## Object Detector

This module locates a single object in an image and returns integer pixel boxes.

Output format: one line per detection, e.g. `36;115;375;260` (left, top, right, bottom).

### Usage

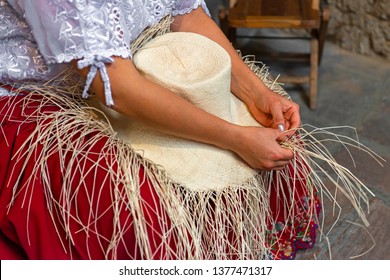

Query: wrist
215;123;244;154
231;65;268;108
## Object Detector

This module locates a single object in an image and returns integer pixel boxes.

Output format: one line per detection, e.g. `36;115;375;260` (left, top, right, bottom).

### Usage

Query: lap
0;94;173;259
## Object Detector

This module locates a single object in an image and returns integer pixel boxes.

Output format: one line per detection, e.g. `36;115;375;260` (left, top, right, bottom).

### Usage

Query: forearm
171;7;268;108
77;57;241;152
76;56;295;170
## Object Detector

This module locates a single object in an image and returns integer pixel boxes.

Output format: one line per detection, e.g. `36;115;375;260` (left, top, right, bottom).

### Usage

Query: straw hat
96;32;263;191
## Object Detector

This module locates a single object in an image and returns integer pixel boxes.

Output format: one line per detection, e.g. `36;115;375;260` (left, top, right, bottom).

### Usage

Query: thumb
270;103;285;131
274;128;287;142
272;129;294;158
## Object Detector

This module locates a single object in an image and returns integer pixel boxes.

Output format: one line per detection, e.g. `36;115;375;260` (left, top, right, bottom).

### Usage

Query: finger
284;120;291;132
280;146;294;160
272;132;294;157
274;128;288;142
267;159;292;170
277;124;285;132
275;161;291;169
284;104;300;129
283;120;298;138
269;103;286;130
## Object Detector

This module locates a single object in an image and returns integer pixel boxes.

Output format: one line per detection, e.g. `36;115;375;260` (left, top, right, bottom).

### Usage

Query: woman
0;0;317;260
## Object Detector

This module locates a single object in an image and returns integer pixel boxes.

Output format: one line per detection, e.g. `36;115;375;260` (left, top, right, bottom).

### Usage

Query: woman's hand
246;86;300;137
229;125;294;170
171;7;300;133
172;6;299;169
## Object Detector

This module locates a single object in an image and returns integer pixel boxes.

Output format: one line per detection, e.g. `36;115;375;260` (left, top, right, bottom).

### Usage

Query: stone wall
205;0;390;60
324;0;390;59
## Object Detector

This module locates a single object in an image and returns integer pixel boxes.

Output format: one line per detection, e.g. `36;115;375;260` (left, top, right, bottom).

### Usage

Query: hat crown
134;32;233;122
93;32;260;191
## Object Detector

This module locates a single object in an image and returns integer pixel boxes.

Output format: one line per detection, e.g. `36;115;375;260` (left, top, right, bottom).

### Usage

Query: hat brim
94;32;262;191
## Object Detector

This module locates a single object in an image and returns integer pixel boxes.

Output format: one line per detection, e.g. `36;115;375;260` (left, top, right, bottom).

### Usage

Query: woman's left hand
170;6;301;136
247;86;301;136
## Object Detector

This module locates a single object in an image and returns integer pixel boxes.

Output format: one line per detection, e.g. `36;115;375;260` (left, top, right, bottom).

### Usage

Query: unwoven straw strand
2;16;385;260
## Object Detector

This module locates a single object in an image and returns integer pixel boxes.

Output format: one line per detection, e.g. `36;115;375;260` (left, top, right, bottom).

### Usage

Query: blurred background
205;0;390;259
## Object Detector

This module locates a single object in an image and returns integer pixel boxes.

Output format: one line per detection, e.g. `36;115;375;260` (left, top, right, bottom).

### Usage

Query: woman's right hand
228;125;294;171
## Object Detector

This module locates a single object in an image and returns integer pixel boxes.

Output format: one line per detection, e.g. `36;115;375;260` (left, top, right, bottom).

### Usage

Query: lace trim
1;0;207;105
45;47;131;65
171;0;210;17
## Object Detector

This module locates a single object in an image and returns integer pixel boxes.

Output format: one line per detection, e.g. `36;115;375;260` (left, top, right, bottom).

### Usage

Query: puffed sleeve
172;0;210;16
7;0;132;107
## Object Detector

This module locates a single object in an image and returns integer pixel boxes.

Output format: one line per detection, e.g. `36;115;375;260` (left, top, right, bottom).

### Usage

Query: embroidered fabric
0;0;209;104
267;194;321;260
0;0;63;82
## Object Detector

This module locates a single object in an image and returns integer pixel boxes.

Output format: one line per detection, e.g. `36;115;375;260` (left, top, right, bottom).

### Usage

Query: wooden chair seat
221;0;330;109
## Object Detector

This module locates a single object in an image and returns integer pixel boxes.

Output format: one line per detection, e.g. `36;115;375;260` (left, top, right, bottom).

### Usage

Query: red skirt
0;93;319;260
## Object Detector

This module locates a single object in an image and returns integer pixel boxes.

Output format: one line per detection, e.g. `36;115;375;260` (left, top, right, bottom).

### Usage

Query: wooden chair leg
228;27;237;44
310;30;319;110
218;8;237;44
318;7;330;65
218;7;230;36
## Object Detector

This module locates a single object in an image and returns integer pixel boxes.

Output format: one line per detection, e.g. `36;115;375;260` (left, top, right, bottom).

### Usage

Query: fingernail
277;124;285;132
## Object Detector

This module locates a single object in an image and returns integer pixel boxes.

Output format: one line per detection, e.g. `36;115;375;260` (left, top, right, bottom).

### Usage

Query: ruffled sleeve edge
43;47;132;65
171;0;211;17
45;48;132;107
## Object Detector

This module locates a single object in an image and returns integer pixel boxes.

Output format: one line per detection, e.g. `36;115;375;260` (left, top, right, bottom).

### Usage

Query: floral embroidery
1;0;209;84
266;193;321;260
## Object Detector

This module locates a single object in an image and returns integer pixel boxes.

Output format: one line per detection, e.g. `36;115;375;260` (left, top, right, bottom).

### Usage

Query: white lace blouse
0;0;209;104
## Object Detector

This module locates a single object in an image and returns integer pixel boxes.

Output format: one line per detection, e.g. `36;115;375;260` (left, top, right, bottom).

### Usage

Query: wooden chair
220;0;330;109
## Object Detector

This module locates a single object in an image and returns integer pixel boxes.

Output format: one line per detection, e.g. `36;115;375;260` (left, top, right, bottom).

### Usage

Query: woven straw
94;32;260;191
1;16;383;259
